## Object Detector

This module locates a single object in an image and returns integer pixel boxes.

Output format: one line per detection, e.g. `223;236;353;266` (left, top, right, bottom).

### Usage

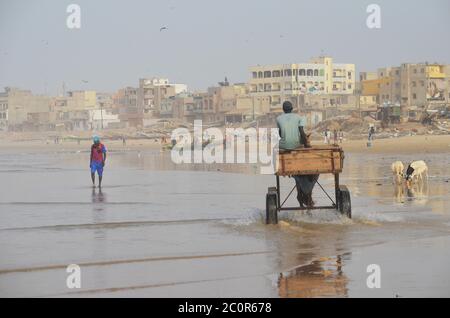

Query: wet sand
1;132;450;154
339;135;450;154
0;141;450;297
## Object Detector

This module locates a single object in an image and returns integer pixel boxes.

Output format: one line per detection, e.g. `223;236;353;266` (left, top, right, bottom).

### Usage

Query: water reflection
91;187;106;210
91;187;108;286
278;254;350;298
392;181;429;205
405;181;428;205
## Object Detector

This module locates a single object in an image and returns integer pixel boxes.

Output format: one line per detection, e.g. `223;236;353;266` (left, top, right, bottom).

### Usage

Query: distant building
0;87;53;131
359;72;378;81
138;78;187;117
96;92;114;110
360;63;450;119
113;87;140;128
89;109;120;130
53;90;97;131
248;56;356;111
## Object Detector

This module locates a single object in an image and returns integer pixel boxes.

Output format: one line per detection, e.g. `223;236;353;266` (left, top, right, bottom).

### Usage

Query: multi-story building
248;56;355;110
113;87;140;127
0;87;53;131
96;92;114;110
171;93;197;122
159;80;271;124
401;63;449;108
361;63;450;116
53;90;97;131
138;78;187;116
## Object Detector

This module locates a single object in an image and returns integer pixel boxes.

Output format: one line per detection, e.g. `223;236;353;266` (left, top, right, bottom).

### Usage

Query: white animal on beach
405;160;428;182
391;161;404;183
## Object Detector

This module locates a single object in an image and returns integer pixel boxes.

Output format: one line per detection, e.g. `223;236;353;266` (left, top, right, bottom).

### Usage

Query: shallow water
0;148;449;297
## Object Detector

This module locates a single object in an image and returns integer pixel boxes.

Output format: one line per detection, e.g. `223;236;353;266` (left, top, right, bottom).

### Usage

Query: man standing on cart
276;101;319;208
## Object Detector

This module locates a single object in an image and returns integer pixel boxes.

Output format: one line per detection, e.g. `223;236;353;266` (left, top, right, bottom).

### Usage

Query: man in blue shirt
277;101;318;208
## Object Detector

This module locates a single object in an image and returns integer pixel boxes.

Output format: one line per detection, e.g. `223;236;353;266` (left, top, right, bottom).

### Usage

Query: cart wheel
266;187;278;224
338;185;352;218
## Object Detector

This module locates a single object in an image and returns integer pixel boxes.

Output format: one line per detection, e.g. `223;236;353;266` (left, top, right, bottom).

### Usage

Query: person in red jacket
90;136;107;188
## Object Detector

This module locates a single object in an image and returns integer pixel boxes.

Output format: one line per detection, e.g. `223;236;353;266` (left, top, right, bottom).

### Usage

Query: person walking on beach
90;136;107;188
277;101;318;208
324;128;329;144
368;125;375;141
338;129;344;143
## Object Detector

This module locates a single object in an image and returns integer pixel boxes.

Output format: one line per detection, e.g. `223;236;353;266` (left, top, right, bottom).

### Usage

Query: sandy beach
1;132;449;155
0;132;450;297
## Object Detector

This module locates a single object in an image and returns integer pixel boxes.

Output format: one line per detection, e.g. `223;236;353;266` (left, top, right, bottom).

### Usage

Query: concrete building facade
113;87;141;128
53;90;97;131
138;78;187;117
1;87;53;131
248;56;355;110
361;63;450;111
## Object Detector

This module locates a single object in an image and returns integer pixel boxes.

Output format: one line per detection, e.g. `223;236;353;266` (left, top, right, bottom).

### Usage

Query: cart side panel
276;147;344;176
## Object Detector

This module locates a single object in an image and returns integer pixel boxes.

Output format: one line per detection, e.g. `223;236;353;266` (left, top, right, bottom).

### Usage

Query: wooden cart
266;146;351;224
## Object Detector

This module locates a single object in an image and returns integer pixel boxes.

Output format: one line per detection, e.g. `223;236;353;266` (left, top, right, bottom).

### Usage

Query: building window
314;69;319;76
307;69;313;76
252;72;257;78
347;71;352;79
284;69;292;76
264;71;271;78
272;70;280;77
258;71;263;78
299;69;305;76
413;93;417;99
414;69;417;74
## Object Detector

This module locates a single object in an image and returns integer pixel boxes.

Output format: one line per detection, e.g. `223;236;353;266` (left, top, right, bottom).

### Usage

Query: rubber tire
338;185;352;218
266;188;278;224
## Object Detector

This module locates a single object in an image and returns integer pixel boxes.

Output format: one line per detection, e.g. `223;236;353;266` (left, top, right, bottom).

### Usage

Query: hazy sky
0;0;449;95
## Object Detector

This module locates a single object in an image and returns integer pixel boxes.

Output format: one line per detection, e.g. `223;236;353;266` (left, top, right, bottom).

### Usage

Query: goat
405;160;428;183
391;161;404;184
